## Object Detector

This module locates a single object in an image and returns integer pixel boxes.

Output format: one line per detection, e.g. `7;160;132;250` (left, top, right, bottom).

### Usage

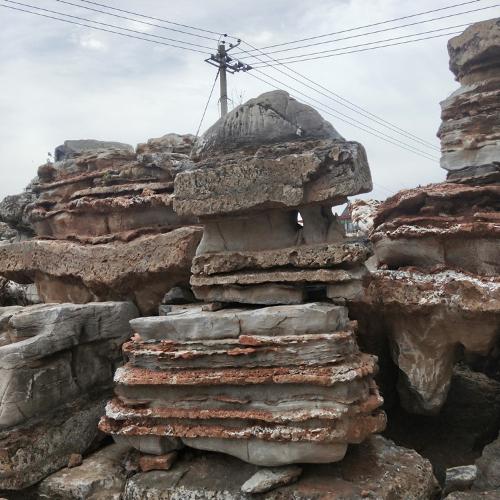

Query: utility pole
218;43;229;116
205;39;252;117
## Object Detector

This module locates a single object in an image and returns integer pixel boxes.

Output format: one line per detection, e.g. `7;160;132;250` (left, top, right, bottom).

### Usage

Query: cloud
0;0;491;201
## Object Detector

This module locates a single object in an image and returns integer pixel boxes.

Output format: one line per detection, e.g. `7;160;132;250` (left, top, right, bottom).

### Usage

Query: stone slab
191;241;370;276
174;139;371;217
130;302;349;341
37;443;130;499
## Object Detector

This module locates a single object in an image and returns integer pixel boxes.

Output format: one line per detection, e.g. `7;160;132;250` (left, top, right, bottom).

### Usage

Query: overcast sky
1;0;498;201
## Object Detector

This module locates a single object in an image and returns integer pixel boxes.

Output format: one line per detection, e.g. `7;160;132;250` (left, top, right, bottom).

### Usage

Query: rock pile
0;301;138;489
0;137;202;314
364;19;500;415
100;91;386;467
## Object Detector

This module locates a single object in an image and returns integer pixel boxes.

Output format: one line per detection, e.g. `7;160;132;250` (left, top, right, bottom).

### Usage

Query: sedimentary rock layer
174;139;372;217
191;241;370;276
0;227;202;314
371;182;500;275
438;18;500;178
102;303;385;466
130;302;349;341
363;270;500;414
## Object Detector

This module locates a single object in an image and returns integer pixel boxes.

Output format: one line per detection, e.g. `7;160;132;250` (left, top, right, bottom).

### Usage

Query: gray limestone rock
474;432;500;491
0;302;138;369
182;438;347;467
448;17;500;81
175;139;371;218
0;395;108;490
0;191;36;233
54;139;134;161
241;466;302;494
194;90;341;156
130;302;348;341
38;443;130;499
445;465;478;495
192;284;305;306
113;435;183;456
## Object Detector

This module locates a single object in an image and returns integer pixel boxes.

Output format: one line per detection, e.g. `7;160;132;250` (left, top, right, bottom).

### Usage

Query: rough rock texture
38;443;130;499
0;395;107;490
0;227;202;314
363;270;500;414
240;466;302;494
54;139;134;161
0;134;201;314
0;302;138;489
193;90;341;156
474;432;500;491
122;437;437;499
438;18;500;179
371;183;500;275
100;303;385;466
175;139;371;217
363;21;500;416
444;465;477;495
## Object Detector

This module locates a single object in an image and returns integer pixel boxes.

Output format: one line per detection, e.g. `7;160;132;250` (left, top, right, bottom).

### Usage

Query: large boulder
193;90;341;156
54;139;134;161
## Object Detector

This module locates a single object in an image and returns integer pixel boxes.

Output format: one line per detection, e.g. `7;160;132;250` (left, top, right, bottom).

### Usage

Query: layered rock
438;17;500;182
0;301;138;489
0;135;202;314
363;19;500;415
101;90;384;472
175;93;372;305
100;303;385;466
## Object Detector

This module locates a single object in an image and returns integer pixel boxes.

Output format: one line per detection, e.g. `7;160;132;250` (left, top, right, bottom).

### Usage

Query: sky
0;0;499;201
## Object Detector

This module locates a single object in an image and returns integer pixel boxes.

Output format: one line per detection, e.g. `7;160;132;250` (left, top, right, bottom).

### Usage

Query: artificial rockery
0;18;497;500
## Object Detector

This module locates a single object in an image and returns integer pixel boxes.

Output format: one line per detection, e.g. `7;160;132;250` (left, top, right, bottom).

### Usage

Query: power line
249;29;464;66
244;70;440;162
51;0;220;42
237;40;440;151
4;0;214;50
74;0;228;38
191;69;220;155
236;0;485;52
237;4;497;59
0;3;211;54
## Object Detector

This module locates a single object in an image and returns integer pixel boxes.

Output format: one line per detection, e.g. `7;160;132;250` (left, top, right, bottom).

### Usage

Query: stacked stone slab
0;136;202;314
0;301;138;490
363;19;500;415
100;91;385;466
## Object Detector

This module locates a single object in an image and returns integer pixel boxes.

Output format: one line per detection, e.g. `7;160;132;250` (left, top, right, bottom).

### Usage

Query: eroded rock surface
122;437;437;499
0;302;138;489
100;303;385;466
438;17;500;180
193;90;341;156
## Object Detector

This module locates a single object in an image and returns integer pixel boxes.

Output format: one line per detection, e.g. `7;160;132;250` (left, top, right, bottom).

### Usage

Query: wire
191;69;220;155
51;0;220;42
250;30;464;66
238;4;497;60
236;0;485;52
73;0;229;38
0;3;211;54
237;40;440;151
249;24;476;65
4;0;214;50
245;70;439;162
